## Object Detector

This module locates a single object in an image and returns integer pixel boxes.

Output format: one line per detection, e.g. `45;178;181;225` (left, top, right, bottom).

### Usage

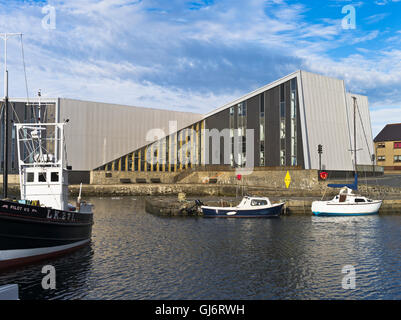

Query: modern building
1;70;376;183
1;98;202;182
94;70;375;175
374;123;401;171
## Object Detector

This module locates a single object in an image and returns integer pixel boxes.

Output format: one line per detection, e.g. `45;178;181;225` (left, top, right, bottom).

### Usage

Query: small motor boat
200;196;285;218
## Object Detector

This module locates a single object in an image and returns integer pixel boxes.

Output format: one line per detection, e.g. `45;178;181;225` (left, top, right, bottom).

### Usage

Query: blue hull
313;211;379;217
202;203;284;218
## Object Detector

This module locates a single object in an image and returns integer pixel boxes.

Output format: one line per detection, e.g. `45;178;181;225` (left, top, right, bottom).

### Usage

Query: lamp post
318;144;323;171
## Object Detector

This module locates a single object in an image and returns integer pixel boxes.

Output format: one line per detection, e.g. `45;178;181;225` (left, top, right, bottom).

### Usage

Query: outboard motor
195;199;204;207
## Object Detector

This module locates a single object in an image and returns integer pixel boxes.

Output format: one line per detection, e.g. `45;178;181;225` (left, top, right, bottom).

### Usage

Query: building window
394;155;401;162
394;142;401;149
279;83;286;166
128;153;133;171
377;143;385;148
114;159;120;171
377;156;385;161
106;162;112;171
165;136;169;171
290;78;297;166
140;148;145;171
230;107;235;167
260;93;265;166
237;101;247;167
121;156;126;171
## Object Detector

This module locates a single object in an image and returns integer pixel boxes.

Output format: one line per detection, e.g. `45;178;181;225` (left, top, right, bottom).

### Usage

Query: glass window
39;172;46;182
51;172;59;182
27;172;34;182
121;156;126;171
394;155;401;162
251;199;267;206
377;156;385;161
394;142;401;149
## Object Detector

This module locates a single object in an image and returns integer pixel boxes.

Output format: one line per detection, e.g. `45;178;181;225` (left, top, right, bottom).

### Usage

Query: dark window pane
51;172;59;182
27;172;34;182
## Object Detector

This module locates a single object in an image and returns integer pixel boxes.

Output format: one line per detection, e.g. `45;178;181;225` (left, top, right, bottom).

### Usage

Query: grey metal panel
265;86;280;166
297;72;311;169
58;99;202;170
205;108;229;165
300;71;354;171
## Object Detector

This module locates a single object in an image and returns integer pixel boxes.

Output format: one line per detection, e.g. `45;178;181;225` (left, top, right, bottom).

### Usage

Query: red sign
237;174;242;181
320;172;328;180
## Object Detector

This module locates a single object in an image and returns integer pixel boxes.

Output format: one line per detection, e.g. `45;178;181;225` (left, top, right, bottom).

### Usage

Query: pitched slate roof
374;123;401;142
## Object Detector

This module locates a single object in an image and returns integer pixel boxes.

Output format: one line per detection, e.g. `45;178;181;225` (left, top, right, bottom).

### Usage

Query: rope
355;99;382;199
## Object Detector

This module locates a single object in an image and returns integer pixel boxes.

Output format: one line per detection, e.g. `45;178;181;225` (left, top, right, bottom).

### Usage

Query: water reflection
0;197;400;300
0;244;94;300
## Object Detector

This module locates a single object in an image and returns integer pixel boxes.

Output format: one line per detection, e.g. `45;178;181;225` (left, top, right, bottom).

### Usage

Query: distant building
2;98;202;183
374;123;401;171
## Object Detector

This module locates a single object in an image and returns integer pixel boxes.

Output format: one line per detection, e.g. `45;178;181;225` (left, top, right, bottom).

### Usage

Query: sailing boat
311;96;383;216
0;33;93;269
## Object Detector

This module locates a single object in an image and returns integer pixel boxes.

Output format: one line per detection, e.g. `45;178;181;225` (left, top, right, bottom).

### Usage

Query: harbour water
0;196;400;300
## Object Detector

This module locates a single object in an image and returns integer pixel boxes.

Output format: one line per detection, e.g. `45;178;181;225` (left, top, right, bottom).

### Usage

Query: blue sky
0;0;401;136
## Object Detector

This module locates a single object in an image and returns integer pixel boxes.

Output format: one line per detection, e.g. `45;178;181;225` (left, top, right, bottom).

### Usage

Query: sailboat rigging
311;96;383;216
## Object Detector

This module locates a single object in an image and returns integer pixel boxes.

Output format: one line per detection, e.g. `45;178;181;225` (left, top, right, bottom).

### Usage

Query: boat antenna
1;33;22;199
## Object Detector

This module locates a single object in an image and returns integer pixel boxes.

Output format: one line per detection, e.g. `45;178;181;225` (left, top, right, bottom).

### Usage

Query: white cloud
0;0;399;137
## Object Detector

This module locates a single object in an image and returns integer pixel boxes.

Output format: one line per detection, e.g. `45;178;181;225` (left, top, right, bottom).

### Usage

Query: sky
0;0;400;137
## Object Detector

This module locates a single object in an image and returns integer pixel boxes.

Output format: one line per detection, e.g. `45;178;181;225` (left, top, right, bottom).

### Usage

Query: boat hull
202;203;284;218
312;200;382;217
0;200;93;270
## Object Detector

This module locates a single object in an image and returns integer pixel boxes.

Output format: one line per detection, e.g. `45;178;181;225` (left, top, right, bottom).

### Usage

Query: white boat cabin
329;187;374;204
21;167;68;211
237;196;272;208
15;123;69;211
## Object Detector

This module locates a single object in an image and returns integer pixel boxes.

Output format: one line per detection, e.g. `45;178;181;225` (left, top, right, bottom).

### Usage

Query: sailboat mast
353;96;357;172
3;35;9;199
1;33;22;199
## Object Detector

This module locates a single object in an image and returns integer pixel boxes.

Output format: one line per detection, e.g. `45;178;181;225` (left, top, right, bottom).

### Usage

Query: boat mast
353;96;357;172
1;33;21;199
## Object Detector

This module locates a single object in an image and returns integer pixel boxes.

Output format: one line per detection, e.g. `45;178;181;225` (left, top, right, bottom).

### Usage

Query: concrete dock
145;196;401;216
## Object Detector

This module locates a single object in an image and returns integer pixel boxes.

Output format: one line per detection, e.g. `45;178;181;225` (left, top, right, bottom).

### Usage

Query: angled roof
374;123;401;142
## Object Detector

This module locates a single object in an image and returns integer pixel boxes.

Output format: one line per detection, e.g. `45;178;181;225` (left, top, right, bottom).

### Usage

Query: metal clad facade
300;71;353;170
59;99;202;171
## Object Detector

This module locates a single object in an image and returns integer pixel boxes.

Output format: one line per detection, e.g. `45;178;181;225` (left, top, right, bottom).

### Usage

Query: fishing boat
200;196;285;218
0;33;93;269
312;96;383;216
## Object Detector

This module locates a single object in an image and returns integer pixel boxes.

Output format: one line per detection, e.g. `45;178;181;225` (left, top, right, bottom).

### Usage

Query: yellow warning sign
284;171;291;189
